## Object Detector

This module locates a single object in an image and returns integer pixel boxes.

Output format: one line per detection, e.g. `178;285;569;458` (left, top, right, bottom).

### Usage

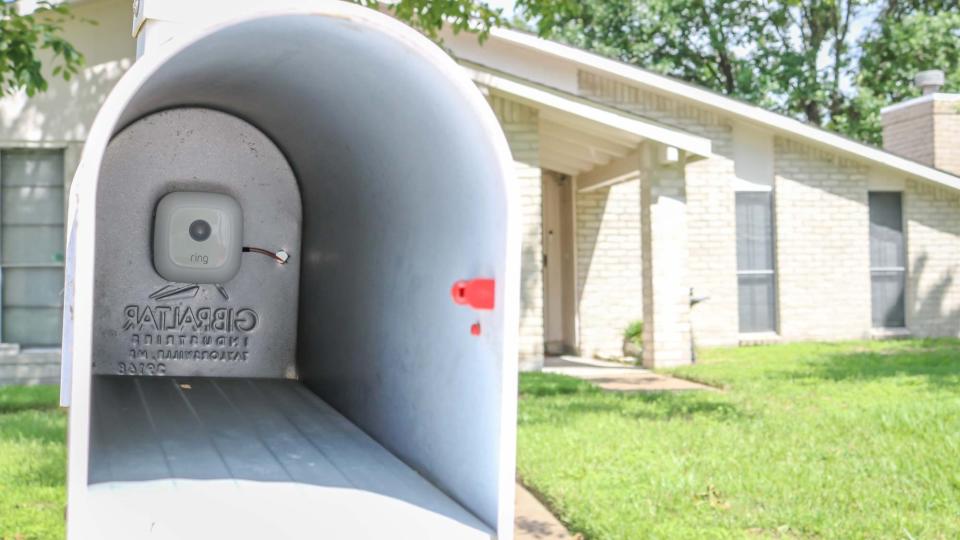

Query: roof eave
461;61;713;159
486;27;960;190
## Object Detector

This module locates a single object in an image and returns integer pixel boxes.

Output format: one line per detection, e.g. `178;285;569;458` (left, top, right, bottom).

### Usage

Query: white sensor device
153;191;243;284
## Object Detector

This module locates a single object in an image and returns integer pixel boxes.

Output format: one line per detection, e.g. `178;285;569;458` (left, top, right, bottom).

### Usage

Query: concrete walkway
514;484;575;540
542;356;713;392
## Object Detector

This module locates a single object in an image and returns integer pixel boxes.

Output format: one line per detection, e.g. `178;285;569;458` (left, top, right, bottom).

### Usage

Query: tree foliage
852;4;960;143
349;0;504;40
511;1;870;136
0;1;88;97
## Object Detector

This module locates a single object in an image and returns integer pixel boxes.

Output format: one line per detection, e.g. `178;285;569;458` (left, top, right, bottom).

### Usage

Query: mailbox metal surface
61;3;519;539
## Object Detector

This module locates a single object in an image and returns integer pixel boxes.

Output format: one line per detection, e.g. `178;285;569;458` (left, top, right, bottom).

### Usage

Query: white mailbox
60;3;519;539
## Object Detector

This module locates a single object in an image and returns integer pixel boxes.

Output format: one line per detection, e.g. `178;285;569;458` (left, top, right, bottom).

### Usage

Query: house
1;0;959;383
443;29;960;370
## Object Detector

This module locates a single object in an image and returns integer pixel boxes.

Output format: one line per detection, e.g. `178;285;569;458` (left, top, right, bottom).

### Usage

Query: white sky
486;0;515;16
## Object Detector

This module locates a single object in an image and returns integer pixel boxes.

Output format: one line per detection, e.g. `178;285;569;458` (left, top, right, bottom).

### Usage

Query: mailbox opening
64;7;517;540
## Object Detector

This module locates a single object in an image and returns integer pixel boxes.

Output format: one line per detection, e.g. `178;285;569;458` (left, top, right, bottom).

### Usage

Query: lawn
3;341;960;539
0;385;65;540
518;340;960;539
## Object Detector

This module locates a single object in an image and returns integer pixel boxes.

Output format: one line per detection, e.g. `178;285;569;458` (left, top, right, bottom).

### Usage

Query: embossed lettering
234;309;258;332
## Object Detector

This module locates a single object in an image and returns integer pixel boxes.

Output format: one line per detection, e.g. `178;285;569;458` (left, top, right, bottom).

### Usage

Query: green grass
518;339;960;539
0;385;65;540
4;341;960;538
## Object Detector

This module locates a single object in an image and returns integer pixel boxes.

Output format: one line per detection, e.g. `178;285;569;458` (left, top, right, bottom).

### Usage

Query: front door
542;173;574;355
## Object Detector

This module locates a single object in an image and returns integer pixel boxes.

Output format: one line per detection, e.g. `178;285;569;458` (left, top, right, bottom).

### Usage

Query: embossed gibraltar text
123;305;258;333
118;305;260;375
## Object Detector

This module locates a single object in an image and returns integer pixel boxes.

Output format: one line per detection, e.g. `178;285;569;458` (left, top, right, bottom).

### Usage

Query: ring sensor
153;192;243;283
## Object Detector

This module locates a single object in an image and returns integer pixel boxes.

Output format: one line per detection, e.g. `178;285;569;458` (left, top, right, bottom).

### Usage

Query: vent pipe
915;70;945;95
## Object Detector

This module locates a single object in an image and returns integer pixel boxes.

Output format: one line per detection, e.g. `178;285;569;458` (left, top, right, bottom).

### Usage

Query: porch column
641;144;693;367
490;96;545;370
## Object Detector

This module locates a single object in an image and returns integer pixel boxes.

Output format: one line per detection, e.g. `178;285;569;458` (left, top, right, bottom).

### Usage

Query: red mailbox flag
451;279;496;310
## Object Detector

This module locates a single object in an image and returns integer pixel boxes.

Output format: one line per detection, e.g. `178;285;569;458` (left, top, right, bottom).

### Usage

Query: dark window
869;192;905;328
736;192;777;333
0;149;65;346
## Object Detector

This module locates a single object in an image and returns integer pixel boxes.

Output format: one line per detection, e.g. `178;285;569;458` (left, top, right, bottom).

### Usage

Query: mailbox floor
85;375;493;539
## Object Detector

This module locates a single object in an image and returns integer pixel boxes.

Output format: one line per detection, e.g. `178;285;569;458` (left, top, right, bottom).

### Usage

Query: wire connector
243;246;290;264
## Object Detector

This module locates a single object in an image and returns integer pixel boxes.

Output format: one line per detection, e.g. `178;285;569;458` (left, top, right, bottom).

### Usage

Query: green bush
623;320;643;345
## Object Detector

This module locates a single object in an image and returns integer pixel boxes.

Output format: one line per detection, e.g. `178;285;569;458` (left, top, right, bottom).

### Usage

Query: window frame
735;190;779;335
0;146;69;347
868;191;907;330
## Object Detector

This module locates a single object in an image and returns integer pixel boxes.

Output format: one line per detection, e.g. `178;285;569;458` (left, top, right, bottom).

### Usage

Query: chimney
881;69;960;176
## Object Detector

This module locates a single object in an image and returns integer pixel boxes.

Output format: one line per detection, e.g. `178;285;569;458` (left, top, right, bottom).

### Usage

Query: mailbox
60;3;519;539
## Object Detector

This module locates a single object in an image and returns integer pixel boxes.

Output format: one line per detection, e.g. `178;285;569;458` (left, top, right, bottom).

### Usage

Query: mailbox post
60;3;519;538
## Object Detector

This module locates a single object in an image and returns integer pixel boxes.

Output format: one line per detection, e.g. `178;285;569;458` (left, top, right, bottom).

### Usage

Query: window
736;192;777;333
0;150;65;347
869;192;905;328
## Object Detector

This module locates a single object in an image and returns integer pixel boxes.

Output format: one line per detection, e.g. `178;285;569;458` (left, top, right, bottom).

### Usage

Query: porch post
640;143;693;367
490;96;545;370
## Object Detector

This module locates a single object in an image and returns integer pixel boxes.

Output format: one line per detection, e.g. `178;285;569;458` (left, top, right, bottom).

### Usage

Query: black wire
242;246;286;263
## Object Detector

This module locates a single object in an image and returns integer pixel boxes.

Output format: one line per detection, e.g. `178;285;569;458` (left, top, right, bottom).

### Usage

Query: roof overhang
481;27;960;191
461;61;711;179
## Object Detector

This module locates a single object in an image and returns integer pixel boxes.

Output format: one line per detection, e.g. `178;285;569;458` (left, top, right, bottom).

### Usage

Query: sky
486;0;515;16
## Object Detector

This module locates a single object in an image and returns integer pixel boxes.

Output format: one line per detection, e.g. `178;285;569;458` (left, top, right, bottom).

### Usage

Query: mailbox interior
74;11;515;540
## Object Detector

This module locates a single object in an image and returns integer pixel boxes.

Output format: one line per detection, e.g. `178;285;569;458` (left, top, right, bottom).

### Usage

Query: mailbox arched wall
62;4;519;539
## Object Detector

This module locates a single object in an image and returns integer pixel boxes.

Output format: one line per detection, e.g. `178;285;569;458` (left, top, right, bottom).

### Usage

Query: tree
512;1;867;133
851;4;960;143
350;0;504;40
0;1;88;97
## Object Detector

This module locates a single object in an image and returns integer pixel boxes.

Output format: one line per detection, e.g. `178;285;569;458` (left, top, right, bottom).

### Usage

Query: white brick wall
905;179;960;336
575;71;892;346
685;130;739;347
578;71;739;350
489;96;544;361
640;151;692;366
553;71;960;354
774;138;872;340
575;180;643;358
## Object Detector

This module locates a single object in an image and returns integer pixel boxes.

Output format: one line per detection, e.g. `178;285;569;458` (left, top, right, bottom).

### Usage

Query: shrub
624;320;643;346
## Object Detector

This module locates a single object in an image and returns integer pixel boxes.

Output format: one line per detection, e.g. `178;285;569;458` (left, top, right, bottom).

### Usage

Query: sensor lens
188;219;212;242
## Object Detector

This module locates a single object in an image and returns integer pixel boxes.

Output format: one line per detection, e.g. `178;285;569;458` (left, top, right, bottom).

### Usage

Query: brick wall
575;179;643;358
685;133;739;347
882;95;960;176
567;73;960;350
490;96;544;363
577;71;739;349
905;179;960;336
640;152;692;366
0;350;60;386
933;98;960;176
882;101;936;166
774;138;872;340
